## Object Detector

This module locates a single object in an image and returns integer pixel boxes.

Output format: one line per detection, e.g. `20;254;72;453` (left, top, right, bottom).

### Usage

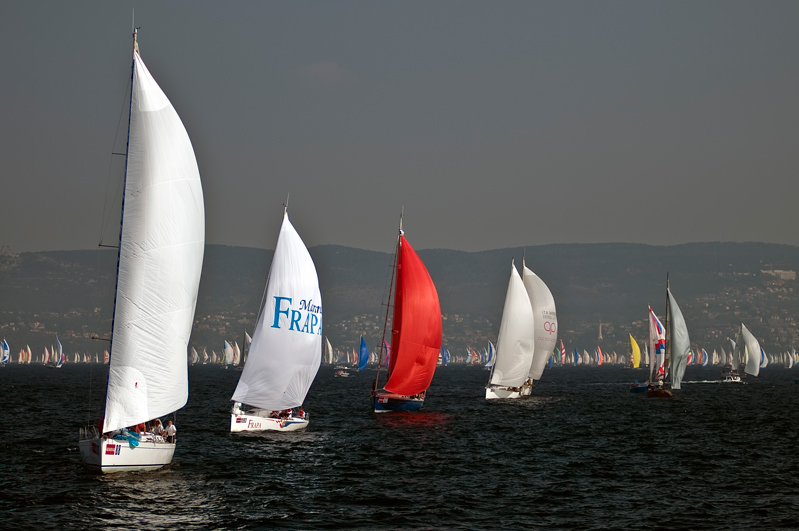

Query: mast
664;272;671;384
102;27;138;421
373;211;402;392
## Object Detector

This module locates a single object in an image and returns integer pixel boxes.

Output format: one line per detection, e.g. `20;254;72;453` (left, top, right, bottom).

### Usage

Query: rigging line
98;76;132;247
374;220;402;389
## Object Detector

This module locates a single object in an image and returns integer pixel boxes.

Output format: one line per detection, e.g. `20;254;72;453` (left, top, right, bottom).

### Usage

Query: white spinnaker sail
233;342;241;366
489;263;535;387
232;213;322;410
103;50;205;434
324;336;334;364
668;289;690;390
224;341;234;365
741;323;761;377
522;264;557;381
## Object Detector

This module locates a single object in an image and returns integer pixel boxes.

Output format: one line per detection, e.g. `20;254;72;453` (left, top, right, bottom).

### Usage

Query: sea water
1;364;798;530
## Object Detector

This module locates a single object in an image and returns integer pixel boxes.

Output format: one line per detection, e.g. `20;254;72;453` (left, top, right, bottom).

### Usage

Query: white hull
230;412;308;432
485;386;521;400
78;435;175;474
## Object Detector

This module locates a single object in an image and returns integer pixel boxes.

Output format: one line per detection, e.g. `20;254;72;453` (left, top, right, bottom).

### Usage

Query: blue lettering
272;296;292;329
310;314;319;335
289;310;302;331
300;314;310;333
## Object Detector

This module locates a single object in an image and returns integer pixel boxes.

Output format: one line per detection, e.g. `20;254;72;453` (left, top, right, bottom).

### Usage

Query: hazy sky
2;1;798;253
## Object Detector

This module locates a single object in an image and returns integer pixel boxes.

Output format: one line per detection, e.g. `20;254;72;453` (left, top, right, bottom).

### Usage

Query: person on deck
165;420;176;443
151;419;164;436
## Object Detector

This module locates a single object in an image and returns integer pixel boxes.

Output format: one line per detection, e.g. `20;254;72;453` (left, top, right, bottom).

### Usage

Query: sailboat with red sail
371;216;442;412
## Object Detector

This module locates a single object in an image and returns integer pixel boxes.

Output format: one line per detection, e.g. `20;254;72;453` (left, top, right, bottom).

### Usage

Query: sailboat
1;339;9;367
485;261;535;400
629;335;648;393
645;278;690;397
520;259;557;396
230;207;322;432
358;336;369;371
223;340;234;368
323;336;334;365
78;27;205;473
739;323;761;378
54;336;64;368
371;217;442;412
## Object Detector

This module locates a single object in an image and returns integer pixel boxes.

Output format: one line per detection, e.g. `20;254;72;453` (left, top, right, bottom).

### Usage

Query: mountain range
1;241;798;356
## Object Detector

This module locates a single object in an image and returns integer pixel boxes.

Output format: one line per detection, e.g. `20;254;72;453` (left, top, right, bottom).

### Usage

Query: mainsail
103;41;205;433
648;307;665;380
489;262;535;388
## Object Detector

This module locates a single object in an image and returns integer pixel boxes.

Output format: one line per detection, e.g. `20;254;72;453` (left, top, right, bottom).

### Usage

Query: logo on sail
271;296;323;335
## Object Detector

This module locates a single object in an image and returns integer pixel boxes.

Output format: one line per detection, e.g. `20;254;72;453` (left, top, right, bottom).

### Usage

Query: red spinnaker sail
385;235;442;396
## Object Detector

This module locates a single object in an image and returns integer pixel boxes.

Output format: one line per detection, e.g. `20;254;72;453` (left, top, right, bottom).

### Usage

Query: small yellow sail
629;334;641;368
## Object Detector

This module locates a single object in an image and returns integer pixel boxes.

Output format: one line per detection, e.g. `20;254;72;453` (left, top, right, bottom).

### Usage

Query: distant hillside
1;242;798;355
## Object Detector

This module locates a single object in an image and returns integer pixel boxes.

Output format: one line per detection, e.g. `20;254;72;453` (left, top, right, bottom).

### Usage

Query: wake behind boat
229;206;322;432
79;28;205;473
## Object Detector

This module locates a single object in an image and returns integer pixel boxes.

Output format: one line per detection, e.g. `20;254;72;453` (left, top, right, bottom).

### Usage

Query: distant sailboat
629;335;641;369
740;323;761;378
371;216;442;412
358;336;369;371
189;346;199;365
485;261;535;400
54;336;64;368
1;339;9;367
667;289;690;390
484;341;496;368
223;340;234;368
323;336;334;365
78;27;205;473
646;277;690;397
230;207;322;432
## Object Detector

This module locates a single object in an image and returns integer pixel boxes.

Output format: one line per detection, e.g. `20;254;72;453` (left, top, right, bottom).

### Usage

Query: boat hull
485;386;521;400
230;413;308;432
78;436;175;474
372;391;424;412
644;388;673;398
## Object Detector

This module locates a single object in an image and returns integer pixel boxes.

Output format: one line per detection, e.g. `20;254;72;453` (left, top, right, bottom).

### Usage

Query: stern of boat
485;386;521;400
372;390;424;412
78;428;176;473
